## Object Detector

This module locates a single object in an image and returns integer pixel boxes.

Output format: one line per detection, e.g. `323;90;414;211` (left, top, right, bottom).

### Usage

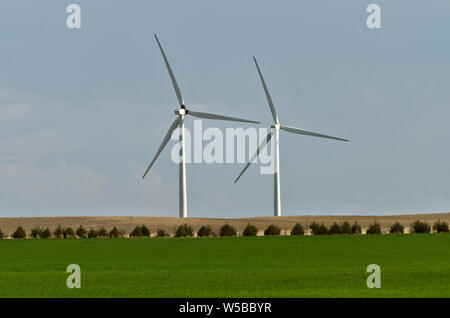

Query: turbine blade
253;57;279;124
188;110;260;124
280;125;348;142
142;116;182;179
154;34;184;106
234;130;274;183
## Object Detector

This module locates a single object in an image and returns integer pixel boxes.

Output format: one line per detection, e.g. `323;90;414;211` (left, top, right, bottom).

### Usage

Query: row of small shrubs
130;225;171;237
176;222;358;237
306;220;449;235
173;223;236;237
389;220;449;234
309;221;362;235
4;225;126;239
1;220;448;239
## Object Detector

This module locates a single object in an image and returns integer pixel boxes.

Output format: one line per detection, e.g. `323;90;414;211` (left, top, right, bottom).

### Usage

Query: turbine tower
234;57;348;217
143;35;260;218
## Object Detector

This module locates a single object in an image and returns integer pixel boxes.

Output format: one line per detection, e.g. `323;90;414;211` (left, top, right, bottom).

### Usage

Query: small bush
411;220;431;234
309;222;320;234
310;222;328;235
366;222;382;234
243;224;258;236
88;228;98;238
264;224;281;236
433;220;449;233
340;221;352;235
31;227;43;239
76;226;87;238
98;227;108;238
351;222;362;234
141;225;151;237
53;225;65;239
197;225;213;237
219;224;237;237
109;227;123;238
0;229;3;239
130;225;150;238
317;224;329;235
389;222;404;234
30;227;51;239
176;224;194;237
64;227;75;238
157;229;168;237
328;222;342;235
130;226;142;237
41;228;52;239
13;226;26;239
290;223;305;236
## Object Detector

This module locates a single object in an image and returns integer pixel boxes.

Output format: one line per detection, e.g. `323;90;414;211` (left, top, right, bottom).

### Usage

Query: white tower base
274;126;281;216
179;114;187;218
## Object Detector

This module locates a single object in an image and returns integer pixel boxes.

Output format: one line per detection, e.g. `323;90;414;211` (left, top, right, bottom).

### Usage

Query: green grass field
0;234;449;297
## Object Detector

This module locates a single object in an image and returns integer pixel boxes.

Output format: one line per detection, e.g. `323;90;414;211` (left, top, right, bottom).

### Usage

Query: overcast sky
1;0;449;217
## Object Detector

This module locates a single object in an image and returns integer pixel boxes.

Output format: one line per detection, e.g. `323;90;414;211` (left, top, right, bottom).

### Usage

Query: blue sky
1;0;449;217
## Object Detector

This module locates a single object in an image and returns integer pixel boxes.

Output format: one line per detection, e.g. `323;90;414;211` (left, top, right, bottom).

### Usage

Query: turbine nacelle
175;108;188;115
271;124;281;130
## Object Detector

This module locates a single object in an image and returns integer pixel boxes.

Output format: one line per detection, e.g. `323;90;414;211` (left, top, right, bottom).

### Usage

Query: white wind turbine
143;34;260;218
234;57;349;217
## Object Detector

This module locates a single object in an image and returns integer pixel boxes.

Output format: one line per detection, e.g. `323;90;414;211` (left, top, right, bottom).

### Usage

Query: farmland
0;234;449;297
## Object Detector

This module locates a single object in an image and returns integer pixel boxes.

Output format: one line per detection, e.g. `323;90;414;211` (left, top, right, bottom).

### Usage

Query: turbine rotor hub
175;108;187;115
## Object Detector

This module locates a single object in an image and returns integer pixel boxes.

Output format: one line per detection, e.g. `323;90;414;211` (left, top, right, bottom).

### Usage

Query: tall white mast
273;125;281;217
179;112;187;218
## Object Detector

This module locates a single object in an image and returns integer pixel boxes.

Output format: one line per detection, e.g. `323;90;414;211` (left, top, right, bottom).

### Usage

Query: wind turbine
142;34;260;218
234;57;349;217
